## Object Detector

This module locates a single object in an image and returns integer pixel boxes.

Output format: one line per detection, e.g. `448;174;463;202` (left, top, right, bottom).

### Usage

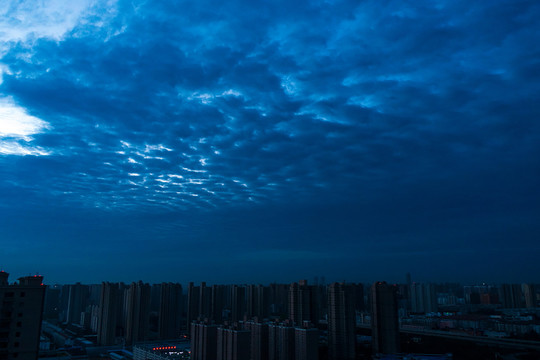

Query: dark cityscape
1;0;540;359
2;272;540;359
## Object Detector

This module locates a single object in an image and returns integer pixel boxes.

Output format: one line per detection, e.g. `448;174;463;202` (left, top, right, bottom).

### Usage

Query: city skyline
1;0;539;284
34;274;540;359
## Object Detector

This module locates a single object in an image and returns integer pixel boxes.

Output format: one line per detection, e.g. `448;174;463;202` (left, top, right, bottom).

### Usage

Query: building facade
371;281;400;356
0;271;46;360
327;282;356;360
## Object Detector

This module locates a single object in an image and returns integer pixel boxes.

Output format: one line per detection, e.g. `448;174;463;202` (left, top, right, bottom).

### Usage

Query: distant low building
133;341;190;360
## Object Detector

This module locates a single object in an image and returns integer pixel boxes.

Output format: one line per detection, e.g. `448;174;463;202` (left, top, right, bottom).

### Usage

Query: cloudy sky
1;0;539;285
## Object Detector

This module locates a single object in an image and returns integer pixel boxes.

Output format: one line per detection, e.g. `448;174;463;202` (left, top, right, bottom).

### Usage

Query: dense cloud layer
1;0;539;283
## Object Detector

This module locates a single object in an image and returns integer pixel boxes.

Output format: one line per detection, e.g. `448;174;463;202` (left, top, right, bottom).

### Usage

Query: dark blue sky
1;0;539;285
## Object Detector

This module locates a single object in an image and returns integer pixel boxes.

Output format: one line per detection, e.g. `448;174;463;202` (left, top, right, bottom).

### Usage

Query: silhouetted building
405;273;412;311
217;327;250;360
191;322;218;360
522;283;536;308
0;272;45;360
327;283;356;360
187;282;200;331
294;325;318;360
410;283;437;313
314;284;328;323
159;282;183;339
97;282;120;346
90;304;100;333
65;283;89;325
371;281;400;356
125;281;151;345
269;284;288;317
211;285;226;323
150;284;161;314
246;285;258;320
199;282;212;321
268;323;295;360
244;321;269;360
231;285;246;322
57;285;69;323
500;284;524;308
288;280;317;326
256;285;270;320
352;283;365;312
43;284;61;320
88;284;102;307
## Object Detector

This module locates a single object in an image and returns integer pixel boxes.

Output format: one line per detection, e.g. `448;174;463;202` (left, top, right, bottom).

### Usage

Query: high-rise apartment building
371;281;400;355
327;282;356;360
216;327;250;360
410;283;437;314
42;284;61;321
522;284;536;309
256;285;270;320
288;280;317;326
244;321;269;360
186;282;200;332
268;323;295;360
246;285;258;320
0;272;45;360
186;282;213;331
500;284;524;309
231;285;246;323
97;282;120;346
269;284;288;317
294;326;318;360
90;304;100;333
199;282;212;321
158;283;183;339
352;283;365;312
125;281;151;345
65;283;89;325
190;322;218;360
211;285;226;323
244;284;270;320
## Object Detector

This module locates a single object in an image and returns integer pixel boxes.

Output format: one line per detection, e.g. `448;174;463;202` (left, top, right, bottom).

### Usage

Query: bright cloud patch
0;97;50;155
0;141;50;156
0;0;95;46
